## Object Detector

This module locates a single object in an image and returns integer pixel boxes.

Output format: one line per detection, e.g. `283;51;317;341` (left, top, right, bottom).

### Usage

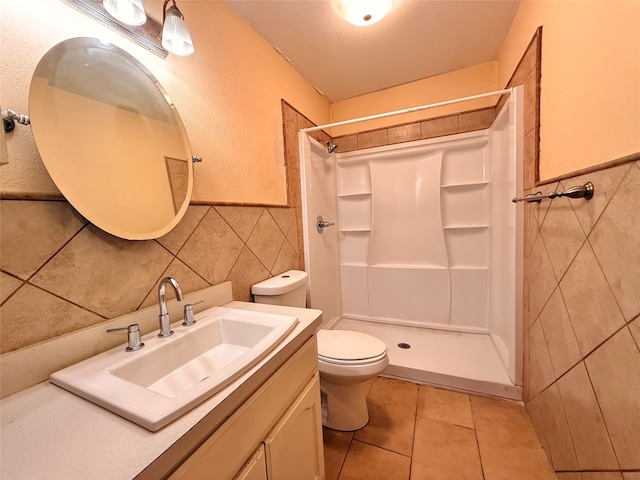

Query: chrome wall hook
2;109;31;133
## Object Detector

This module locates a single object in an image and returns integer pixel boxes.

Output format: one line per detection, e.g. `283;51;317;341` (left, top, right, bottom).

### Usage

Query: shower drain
397;342;411;349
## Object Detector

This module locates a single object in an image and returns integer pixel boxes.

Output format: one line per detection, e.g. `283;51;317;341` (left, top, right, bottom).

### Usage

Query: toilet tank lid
251;270;308;295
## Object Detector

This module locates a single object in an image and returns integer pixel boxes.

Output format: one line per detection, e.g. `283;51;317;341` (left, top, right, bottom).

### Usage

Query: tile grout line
347;438;412;460
529;321;637;404
581;358;623;471
408;384;420;480
470;398;487;479
334;432;355;480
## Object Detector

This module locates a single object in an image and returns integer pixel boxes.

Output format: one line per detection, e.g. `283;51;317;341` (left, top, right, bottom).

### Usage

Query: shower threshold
335;317;522;401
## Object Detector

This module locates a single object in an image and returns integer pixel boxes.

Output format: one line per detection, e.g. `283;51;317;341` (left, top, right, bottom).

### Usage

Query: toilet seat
317;330;387;365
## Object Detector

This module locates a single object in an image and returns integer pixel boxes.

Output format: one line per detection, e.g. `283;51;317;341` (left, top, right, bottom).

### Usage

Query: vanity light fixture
103;0;146;26
162;0;195;56
332;0;394;26
63;0;167;58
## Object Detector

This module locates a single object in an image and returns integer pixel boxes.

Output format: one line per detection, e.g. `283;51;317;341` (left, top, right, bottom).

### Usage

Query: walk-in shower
299;87;524;400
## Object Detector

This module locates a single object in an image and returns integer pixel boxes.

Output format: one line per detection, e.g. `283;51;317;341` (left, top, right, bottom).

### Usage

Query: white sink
50;307;297;431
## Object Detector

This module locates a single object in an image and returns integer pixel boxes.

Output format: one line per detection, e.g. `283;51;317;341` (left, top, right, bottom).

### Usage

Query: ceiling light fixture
102;0;146;26
332;0;394;27
162;0;195;56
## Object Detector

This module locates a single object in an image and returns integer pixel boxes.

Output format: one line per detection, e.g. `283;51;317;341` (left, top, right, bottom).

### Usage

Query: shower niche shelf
338;192;371;198
441;181;489;189
443;225;490;230
450;265;489;270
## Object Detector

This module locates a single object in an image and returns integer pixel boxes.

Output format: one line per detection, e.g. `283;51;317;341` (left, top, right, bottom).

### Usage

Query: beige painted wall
329;61;498;136
0;0;331;205
498;0;640;180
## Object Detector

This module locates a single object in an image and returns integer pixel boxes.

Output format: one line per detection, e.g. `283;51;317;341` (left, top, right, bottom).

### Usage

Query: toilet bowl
316;329;388;431
251;270;389;431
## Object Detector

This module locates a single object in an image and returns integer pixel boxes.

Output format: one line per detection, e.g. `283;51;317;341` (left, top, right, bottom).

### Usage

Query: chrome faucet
157;277;183;338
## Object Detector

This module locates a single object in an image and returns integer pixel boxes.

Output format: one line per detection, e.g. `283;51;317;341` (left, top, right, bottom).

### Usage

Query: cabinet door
264;374;324;480
233;445;267;480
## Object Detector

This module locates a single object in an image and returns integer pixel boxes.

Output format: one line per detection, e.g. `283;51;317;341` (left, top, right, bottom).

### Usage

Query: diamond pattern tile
538;383;579;470
1;196;299;355
529;236;558;325
138;258;210;310
539;288;582;379
584;327;640;469
539;193;587;280
0;200;86;279
589;165;640;320
272;240;300;275
568;163;631;236
525;396;551;460
560;242;625;356
226;246;270;302
630;317;640;349
31;225;173;318
267;207;295;235
215;205;264;243
1;284;103;353
156;205;209;255
1;272;23;304
529;319;555;397
533;182;559;228
557;362;619;470
246;209;286;271
178;208;244;285
286;218;299;254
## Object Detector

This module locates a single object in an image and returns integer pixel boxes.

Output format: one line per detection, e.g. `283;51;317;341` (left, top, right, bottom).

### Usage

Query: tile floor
323;376;558;480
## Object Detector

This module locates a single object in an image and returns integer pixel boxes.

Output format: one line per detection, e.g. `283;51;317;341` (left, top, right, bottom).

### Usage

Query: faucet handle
182;300;204;327
107;324;145;352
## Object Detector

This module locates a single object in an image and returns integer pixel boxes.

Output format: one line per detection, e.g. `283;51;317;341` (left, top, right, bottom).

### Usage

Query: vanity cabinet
233;446;267;480
169;337;324;480
264;375;323;480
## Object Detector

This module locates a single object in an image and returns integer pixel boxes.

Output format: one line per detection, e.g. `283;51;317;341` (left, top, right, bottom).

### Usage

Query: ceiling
226;0;520;102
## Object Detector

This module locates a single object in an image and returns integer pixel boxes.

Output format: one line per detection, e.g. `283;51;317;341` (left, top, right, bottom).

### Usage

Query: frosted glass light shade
103;0;146;26
162;6;194;56
332;0;394;26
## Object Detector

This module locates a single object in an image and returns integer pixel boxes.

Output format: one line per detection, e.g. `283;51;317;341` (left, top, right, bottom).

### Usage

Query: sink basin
50;307;298;431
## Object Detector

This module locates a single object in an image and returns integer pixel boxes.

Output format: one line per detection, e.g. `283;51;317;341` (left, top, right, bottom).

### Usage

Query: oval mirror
29;37;193;240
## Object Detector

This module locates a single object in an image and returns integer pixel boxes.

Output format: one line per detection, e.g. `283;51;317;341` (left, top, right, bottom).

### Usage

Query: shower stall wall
300;88;523;400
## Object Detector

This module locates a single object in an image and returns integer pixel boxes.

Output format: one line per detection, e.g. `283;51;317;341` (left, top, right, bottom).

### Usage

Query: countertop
0;301;322;480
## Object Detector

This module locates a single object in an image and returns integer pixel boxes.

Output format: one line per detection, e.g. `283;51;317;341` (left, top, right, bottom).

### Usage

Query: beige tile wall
332;106;496;153
0;201;301;355
524;161;640;476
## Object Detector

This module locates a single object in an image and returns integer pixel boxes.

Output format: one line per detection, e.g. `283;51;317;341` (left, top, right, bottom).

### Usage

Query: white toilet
252;270;389;431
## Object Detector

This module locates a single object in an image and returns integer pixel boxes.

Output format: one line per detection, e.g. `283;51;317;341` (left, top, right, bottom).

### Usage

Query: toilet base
320;379;370;431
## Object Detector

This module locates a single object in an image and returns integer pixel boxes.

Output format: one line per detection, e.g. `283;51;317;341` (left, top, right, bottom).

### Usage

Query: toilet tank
251;270;308;308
